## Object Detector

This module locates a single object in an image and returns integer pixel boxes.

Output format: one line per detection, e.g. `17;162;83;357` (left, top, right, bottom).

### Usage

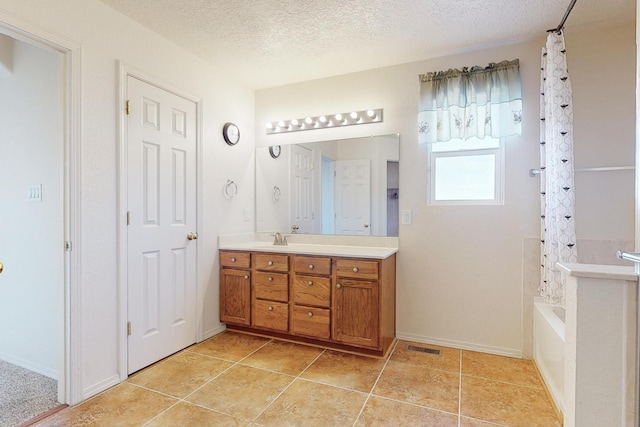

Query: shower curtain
539;31;578;305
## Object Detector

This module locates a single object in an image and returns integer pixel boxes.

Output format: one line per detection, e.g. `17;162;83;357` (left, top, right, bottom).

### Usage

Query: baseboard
0;351;58;380
202;324;226;341
396;332;523;358
82;374;120;400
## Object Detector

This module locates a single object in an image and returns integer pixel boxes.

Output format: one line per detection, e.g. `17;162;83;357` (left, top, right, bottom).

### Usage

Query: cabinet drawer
254;253;289;272
293;255;331;276
335;259;379;280
292;306;330;339
220;251;250;268
292;275;330;308
254;272;289;302
253;300;288;332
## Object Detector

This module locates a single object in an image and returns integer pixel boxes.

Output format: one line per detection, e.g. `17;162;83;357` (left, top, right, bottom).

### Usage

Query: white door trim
0;12;83;405
117;63;203;380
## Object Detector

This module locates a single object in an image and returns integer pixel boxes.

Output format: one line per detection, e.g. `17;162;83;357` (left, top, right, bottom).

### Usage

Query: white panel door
126;76;197;374
334;160;371;235
290;144;314;233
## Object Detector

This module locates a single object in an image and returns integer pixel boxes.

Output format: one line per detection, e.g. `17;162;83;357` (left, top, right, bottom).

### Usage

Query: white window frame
427;138;505;206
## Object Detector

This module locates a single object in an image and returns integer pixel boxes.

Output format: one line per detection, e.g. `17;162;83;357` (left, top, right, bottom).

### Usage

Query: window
427;137;504;205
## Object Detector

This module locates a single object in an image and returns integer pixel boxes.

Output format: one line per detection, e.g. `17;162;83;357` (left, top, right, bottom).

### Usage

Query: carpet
0;360;59;427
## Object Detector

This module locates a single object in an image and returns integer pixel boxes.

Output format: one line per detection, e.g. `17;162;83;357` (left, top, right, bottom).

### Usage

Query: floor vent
407;345;441;355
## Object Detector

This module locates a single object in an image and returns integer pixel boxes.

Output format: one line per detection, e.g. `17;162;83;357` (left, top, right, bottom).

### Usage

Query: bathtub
533;297;565;414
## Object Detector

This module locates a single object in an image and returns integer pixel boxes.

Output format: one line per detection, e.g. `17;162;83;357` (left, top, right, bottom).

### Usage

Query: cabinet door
333;279;379;348
220;269;251;325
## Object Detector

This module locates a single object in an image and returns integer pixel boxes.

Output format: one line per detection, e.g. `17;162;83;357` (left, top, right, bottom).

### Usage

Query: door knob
364;224;369;228
187;232;198;240
0;262;3;274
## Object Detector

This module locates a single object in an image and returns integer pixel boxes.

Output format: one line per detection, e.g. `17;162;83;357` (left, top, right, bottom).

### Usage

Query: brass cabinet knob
352;267;359;273
307;312;313;317
308;264;314;270
307;281;313;286
231;257;236;262
336;283;342;289
244;275;249;279
268;306;273;311
268;261;273;266
268;277;273;282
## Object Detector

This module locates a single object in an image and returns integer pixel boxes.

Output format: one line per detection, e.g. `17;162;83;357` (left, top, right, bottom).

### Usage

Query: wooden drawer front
292;306;330;339
292;275;330;308
253;300;288;332
220;251;250;268
335;259;379;280
293;255;331;276
254;272;289;302
254;253;289;272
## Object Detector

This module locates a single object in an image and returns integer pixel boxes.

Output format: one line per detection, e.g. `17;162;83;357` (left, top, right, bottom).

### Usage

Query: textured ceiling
99;0;635;89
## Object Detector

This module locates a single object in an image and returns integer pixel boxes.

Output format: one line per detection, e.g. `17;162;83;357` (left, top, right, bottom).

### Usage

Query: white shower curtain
539;31;578;305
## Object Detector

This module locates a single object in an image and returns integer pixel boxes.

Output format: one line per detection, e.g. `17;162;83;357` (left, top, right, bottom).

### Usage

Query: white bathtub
533;297;565;414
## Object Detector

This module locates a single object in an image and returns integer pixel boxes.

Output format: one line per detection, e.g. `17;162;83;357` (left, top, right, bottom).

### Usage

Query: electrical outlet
401;210;412;225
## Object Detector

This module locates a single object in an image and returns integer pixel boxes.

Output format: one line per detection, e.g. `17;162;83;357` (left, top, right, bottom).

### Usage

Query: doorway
0;24;78;424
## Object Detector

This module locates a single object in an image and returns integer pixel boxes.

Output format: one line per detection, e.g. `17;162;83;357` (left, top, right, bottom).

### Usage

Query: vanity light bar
265;108;383;134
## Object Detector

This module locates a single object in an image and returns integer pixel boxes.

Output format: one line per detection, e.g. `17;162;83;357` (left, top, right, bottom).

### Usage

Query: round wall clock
269;145;281;158
223;122;240;145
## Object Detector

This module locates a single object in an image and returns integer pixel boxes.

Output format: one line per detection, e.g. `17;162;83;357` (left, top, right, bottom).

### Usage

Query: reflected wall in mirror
256;134;399;236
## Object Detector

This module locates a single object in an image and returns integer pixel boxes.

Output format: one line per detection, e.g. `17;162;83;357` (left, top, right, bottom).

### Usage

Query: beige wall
256;22;636;356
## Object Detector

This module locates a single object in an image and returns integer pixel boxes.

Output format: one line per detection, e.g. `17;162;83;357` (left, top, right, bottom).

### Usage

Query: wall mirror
256;134;399;236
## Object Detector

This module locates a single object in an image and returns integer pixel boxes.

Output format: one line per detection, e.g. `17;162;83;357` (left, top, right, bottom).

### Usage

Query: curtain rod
546;0;578;33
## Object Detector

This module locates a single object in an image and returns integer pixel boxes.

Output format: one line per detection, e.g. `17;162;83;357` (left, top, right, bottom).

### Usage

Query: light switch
401;210;412;224
27;184;42;202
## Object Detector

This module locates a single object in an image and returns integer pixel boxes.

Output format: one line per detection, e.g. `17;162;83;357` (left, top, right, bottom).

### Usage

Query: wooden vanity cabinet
219;250;396;357
219;251;251;326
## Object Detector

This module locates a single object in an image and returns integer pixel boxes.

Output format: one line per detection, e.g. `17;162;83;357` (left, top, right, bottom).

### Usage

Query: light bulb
350;112;359;120
305;117;313;125
319;115;327;124
266;122;274;130
291;119;300;127
278;120;286;128
366;110;376;119
334;113;343;121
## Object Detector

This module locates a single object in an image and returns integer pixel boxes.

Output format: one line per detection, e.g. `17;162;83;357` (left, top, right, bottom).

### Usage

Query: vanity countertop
218;241;397;259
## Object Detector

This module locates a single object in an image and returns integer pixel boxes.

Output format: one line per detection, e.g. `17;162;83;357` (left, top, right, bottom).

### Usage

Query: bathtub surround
539;31;578;306
558;263;638;427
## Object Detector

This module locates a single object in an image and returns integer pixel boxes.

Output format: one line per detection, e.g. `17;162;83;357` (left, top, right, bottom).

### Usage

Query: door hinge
65;241;72;252
126;211;131;226
125;100;131;115
127;321;132;336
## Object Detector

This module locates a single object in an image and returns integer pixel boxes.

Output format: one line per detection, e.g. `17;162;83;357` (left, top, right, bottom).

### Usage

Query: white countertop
219;241;397;259
557;262;638;282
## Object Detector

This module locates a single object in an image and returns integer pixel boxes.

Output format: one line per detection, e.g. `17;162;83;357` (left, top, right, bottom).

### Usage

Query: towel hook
223;180;238;198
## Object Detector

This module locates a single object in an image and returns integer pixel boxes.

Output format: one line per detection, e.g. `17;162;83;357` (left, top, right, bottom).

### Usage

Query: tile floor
34;331;561;427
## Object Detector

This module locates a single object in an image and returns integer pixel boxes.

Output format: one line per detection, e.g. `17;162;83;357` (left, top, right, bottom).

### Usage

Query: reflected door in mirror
334;160;371;235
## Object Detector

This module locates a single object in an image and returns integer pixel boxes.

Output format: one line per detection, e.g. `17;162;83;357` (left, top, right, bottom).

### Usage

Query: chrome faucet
272;232;288;246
